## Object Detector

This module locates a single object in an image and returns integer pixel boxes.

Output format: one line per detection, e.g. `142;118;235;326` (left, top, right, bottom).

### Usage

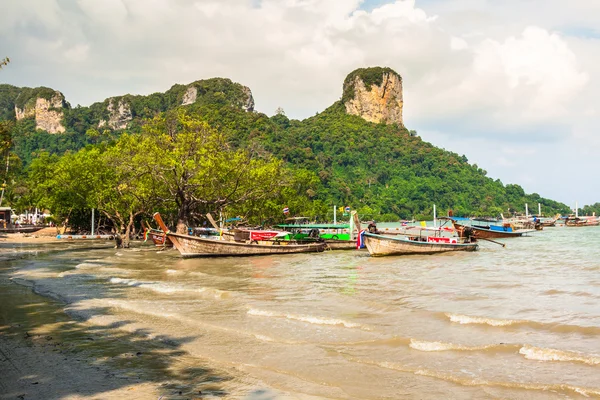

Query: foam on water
108;277;231;299
446;313;522;327
409;339;517;353
247;308;370;330
74;262;103;269
352;357;600;398
519;345;600;366
446;313;600;335
109;277;138;285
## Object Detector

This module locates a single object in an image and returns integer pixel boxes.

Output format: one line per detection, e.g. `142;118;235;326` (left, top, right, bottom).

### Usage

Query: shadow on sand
0;244;241;400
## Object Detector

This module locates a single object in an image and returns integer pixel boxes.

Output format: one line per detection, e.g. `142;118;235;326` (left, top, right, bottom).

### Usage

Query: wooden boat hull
166;231;326;258
152;212;326;257
364;233;478;256
325;239;357;250
565;221;599;227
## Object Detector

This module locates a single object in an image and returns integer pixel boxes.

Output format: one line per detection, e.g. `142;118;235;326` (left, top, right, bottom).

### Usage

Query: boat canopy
275;223;350;229
439;216;471;221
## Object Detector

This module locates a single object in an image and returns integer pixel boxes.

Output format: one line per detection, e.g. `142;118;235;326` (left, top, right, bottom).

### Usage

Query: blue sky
1;0;599;207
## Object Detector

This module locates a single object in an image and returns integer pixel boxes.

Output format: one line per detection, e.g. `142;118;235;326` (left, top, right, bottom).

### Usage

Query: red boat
145;228;173;247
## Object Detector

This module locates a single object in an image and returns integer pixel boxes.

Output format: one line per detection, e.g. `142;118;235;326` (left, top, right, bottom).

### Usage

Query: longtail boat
362;232;478;256
273;211;360;250
449;219;533;239
564;216;600;227
153;213;326;258
145;227;173;247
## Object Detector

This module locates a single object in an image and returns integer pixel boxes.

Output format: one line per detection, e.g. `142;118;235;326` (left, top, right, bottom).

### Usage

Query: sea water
2;226;600;399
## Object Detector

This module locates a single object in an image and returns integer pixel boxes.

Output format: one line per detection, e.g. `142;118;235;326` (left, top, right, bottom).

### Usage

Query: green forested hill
0;73;572;219
265;103;568;219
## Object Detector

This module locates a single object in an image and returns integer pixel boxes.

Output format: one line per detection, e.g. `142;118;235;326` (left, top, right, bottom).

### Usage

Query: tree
0;121;21;207
136;109;288;233
27;142;158;247
95;138;159;247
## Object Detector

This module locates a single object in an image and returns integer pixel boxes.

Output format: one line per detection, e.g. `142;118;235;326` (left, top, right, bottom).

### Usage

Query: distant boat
153;213;326;258
539;217;558;227
564;216;600;227
362;232;478;256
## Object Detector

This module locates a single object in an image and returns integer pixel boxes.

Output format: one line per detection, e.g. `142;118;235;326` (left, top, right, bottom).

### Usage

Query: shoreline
0;243;205;400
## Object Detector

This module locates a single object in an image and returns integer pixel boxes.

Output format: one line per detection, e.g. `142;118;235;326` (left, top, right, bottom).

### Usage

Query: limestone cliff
14;89;67;133
181;86;198;105
98;98;133;130
342;67;403;125
177;79;254;112
241;86;255;112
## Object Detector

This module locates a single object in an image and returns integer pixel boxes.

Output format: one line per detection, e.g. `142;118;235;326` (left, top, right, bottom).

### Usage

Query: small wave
409;339;517;353
542;289;597;298
247;308;369;330
413;368;600;397
75;262;103;269
166;269;179;274
446;313;600;335
519;345;600;366
108;277;230;299
446;313;521;327
356;358;600;397
110;277;138;285
254;334;275;342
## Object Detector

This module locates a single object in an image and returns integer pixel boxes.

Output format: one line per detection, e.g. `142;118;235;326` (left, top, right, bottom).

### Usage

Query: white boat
363;232;478;256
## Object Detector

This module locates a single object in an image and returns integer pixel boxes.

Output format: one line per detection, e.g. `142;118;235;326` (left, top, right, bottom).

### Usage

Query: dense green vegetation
0;69;576;231
0;84;21;120
580;203;600;217
13;86;62;110
26;110;305;246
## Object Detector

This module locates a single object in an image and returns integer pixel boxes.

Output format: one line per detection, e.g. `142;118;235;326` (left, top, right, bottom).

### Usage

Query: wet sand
0;238;197;400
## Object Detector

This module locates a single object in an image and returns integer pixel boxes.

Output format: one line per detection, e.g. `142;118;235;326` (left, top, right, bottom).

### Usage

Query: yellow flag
420;221;427;227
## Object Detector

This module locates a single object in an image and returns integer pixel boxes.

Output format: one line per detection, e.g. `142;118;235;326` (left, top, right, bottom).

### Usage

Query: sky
1;0;599;208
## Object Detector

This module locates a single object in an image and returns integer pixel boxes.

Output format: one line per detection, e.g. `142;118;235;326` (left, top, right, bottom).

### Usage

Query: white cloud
450;37;469;50
1;0;599;204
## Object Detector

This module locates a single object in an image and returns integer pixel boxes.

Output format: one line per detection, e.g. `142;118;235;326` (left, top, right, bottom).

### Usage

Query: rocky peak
181;86;198;106
342;67;403;125
241;86;254;112
99;98;132;130
178;80;254;112
14;89;67;134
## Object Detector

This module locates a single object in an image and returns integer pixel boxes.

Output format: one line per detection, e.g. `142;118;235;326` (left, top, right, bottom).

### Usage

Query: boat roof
439;216;471;221
284;217;310;221
275;223;350;229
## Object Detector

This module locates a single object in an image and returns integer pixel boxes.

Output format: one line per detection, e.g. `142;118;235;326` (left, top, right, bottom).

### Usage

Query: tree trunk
176;201;191;234
121;212;136;248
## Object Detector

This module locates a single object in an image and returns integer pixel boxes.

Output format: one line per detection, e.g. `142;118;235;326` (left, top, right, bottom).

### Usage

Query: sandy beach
0;236;207;400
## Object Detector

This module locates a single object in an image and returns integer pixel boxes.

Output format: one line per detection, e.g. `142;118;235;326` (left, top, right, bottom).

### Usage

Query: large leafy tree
136;110;288;233
27;143;158;247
